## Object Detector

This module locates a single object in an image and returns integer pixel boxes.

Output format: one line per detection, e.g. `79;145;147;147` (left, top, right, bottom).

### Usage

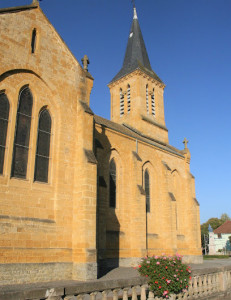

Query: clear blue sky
1;0;231;224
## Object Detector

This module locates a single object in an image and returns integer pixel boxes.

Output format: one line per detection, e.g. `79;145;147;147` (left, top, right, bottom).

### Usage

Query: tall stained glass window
109;159;116;208
145;169;150;213
11;87;33;178
0;93;10;174
34;109;51;182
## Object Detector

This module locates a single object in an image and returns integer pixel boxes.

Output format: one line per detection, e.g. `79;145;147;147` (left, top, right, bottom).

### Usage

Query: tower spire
110;4;162;84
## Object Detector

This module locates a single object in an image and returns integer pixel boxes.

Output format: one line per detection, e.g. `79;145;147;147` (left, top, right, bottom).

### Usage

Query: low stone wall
0;262;72;285
1;265;231;300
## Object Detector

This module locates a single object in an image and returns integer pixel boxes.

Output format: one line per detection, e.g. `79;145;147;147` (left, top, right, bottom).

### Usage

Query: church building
0;1;202;284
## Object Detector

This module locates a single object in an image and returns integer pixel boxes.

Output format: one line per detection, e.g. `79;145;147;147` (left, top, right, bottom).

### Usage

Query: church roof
94;114;183;158
110;7;163;84
214;221;231;234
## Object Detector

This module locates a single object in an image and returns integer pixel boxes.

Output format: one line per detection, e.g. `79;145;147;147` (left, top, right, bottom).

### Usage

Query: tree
220;213;231;222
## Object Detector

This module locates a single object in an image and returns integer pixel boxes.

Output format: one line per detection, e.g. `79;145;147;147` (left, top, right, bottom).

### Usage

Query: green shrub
137;254;191;299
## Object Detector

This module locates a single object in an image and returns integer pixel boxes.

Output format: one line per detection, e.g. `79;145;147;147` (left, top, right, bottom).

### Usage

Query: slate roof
94;115;184;158
214;221;231;234
110;8;163;84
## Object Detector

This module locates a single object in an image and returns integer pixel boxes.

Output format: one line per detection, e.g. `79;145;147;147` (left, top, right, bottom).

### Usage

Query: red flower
138;265;141;268
189;276;192;279
159;286;162;289
155;281;158;284
165;266;168;269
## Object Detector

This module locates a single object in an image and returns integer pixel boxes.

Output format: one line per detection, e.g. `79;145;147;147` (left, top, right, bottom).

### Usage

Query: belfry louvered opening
120;88;124;116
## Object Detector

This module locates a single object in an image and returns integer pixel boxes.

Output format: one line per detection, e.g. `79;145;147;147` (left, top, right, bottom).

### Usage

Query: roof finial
81;55;90;72
183;137;189;149
131;0;138;19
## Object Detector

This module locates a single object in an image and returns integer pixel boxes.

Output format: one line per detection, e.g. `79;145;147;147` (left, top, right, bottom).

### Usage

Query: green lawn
203;255;230;259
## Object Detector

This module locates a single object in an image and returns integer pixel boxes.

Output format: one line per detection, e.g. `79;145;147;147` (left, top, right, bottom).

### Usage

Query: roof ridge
0;3;38;14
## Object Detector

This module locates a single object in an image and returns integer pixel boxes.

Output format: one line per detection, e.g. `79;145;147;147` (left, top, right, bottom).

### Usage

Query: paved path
99;258;231;280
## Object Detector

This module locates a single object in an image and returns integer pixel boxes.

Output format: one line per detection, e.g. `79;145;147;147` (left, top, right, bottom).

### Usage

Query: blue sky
1;0;231;224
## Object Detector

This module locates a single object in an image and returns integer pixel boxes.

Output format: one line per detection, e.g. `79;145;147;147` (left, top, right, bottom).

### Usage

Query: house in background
209;221;231;254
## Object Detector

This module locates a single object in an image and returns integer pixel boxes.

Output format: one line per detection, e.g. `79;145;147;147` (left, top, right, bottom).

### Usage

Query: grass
203;255;230;259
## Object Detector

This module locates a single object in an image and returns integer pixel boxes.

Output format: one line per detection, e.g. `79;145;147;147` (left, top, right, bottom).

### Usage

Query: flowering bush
137;254;191;299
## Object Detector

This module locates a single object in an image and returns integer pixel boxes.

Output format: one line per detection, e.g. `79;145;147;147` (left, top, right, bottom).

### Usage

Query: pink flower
177;278;179;281
147;260;150;264
163;291;168;296
155;255;159;259
166;280;171;284
174;274;177;277
156;261;160;265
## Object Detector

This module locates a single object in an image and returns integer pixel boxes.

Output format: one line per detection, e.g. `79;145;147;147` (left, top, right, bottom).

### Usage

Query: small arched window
151;88;155;116
120;88;124;116
34;109;51;183
146;84;149;114
144;169;150;213
109;158;116;208
11;86;33;178
127;84;131;113
0;93;10;174
31;28;37;54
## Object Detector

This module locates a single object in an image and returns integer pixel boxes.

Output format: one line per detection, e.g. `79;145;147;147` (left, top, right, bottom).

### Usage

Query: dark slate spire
110;7;163;84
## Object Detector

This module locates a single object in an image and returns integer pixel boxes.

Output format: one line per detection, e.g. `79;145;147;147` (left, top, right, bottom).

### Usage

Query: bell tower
108;7;169;144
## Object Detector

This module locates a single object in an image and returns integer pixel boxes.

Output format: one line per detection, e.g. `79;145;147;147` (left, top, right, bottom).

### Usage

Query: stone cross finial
81;55;90;72
183;138;189;149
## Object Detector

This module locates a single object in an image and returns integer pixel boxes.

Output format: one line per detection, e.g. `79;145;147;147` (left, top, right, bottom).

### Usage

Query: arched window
120;88;124;116
0;93;10;174
31;28;37;54
146;84;149;114
151;88;155;116
127;84;131;113
11;86;33;178
144;169;150;213
34;109;51;183
109;158;116;208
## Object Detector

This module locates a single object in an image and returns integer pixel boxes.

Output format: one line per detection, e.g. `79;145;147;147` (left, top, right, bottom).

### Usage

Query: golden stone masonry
0;2;202;284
